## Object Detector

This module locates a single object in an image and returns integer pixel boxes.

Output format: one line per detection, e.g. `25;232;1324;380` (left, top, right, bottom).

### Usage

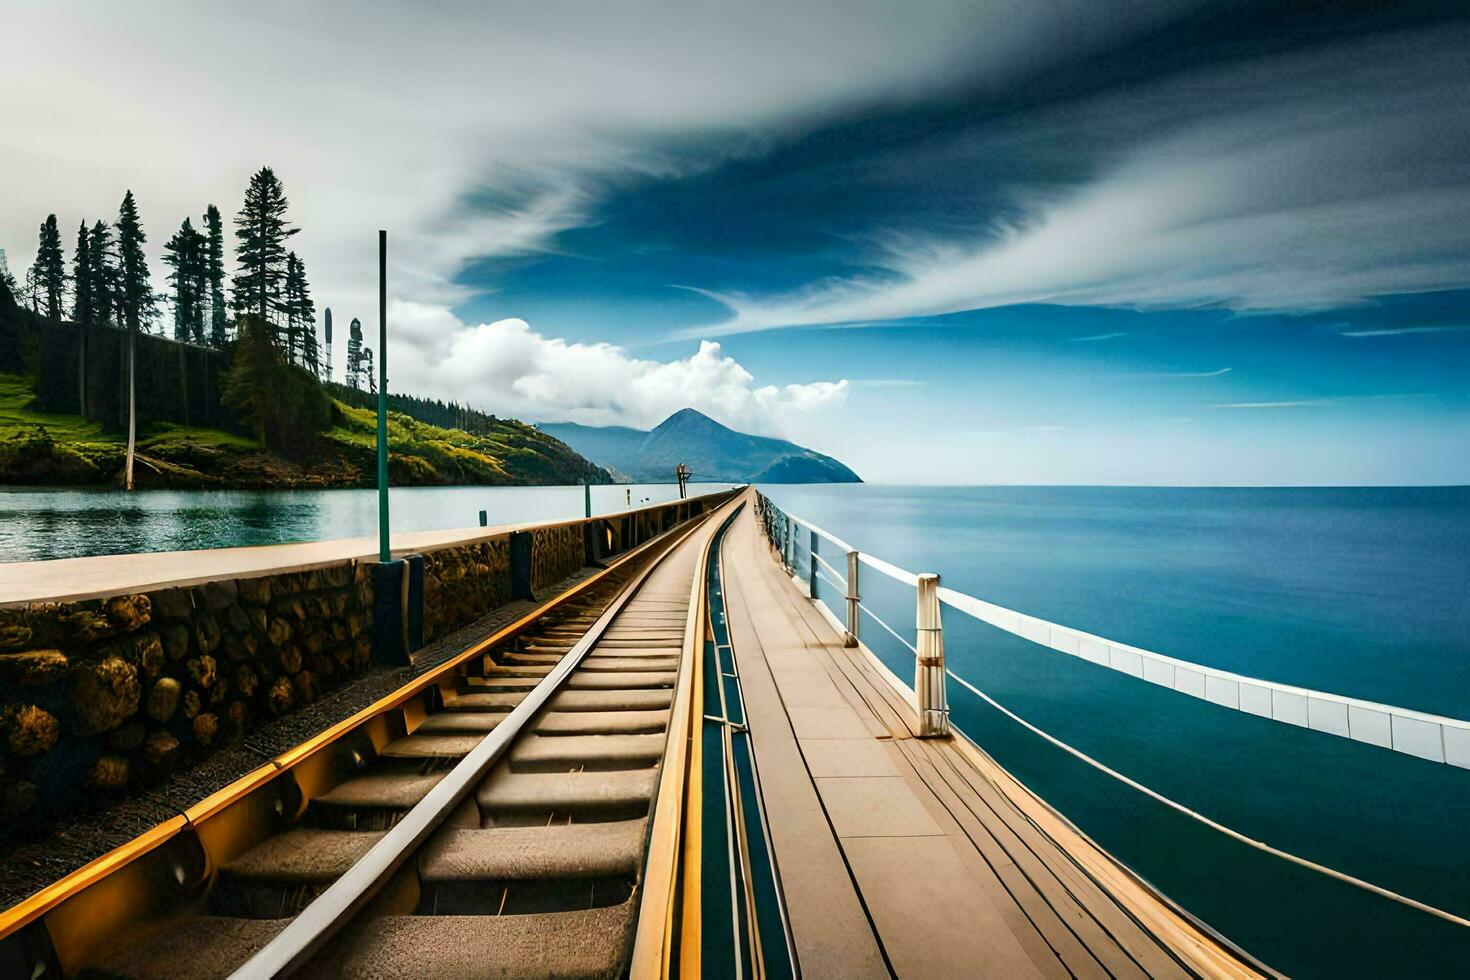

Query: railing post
844;550;860;648
808;528;818;598
915;573;950;737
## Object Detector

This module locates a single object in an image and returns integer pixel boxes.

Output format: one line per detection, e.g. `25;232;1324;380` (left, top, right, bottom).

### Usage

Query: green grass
325;402;515;481
0;373;595;487
0;373;112;443
0;372;258;451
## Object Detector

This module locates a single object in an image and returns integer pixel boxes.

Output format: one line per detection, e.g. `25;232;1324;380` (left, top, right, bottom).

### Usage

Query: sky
1;0;1467;485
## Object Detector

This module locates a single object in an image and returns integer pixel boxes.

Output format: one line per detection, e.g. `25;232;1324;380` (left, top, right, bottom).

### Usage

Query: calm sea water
0;483;733;563
762;484;1470;979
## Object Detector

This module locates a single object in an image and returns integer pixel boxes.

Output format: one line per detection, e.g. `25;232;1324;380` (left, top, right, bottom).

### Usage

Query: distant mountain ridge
540;408;861;484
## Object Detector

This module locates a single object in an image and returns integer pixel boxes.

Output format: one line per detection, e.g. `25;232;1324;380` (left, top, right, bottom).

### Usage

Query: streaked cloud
1072;332;1128;342
1210;401;1321;410
1123;367;1232;379
695;24;1470;335
1340;325;1469;338
0;0;1206;384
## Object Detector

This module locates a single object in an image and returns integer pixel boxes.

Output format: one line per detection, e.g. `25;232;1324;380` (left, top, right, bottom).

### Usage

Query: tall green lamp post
370;229;419;663
377;230;390;562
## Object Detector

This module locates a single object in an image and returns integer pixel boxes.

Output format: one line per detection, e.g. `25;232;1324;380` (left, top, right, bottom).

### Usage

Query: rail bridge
0;486;1464;976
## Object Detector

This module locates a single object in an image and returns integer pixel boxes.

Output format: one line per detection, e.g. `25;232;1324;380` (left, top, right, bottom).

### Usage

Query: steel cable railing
751;491;1470;932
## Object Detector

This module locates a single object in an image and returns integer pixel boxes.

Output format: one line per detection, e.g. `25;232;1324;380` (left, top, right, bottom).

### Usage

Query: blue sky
2;1;1468;483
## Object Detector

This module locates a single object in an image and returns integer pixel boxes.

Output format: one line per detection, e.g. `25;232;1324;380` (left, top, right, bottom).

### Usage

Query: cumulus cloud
389;312;847;434
695;23;1470;334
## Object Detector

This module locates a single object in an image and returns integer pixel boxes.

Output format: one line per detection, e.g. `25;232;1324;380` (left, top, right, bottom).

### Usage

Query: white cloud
389;313;847;434
694;24;1470;334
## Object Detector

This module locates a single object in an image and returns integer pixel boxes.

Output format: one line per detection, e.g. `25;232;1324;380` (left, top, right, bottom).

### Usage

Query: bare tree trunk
78;324;87;417
125;330;136;491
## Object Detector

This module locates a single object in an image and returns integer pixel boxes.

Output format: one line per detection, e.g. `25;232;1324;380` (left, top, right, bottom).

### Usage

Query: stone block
199;580;237;611
0;649;69;687
193;613;222;656
4;704;59;756
225;604;253;634
267;676;294;715
105;594;152;631
233;665;258;700
278;646;303;674
237;576;272;605
266;617;293;647
71;656;140;734
144;730;181;768
186;655;217;688
150;588;194;620
147;677;182;722
192;713;218;746
160;623;190;661
87;754;129;789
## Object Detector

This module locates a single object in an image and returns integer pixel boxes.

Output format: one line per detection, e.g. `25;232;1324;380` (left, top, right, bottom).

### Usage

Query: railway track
3;496;735;980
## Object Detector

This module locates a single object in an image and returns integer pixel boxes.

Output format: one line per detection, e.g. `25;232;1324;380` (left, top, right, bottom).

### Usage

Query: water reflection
0;483;728;562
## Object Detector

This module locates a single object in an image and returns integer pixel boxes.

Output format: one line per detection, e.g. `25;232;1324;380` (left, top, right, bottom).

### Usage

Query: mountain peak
652;407;722;431
540;408;860;484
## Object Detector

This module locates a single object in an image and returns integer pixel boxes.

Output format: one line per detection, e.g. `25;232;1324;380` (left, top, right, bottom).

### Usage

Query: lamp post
377;230;389;563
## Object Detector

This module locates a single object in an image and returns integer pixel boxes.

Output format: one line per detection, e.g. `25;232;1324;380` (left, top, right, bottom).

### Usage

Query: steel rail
231;513;716;978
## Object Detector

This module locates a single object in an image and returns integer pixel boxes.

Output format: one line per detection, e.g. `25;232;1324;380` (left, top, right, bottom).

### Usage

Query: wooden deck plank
718;531;890;980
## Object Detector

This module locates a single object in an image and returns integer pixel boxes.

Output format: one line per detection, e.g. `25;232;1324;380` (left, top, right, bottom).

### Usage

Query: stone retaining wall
0;563;373;830
421;538;512;645
531;525;584;595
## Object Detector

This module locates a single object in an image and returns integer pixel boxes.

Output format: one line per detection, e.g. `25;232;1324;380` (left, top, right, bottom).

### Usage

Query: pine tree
24;260;41;313
222;314;331;455
203;204;228;346
36;214;67;320
72;222;92;325
346;316;364;390
232;166;298;332
163;217;208;344
0;248;16;308
281;251;319;373
73;223;92;416
86;221;117;327
115;190;154;491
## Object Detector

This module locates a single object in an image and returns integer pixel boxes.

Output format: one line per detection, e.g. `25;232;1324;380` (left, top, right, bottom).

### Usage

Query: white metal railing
754;494;1470;770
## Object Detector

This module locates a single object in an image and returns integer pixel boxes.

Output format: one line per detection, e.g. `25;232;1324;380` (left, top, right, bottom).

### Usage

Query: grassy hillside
0;373;606;488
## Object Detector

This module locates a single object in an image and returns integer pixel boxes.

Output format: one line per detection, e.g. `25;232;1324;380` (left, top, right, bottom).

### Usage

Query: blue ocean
760;484;1470;979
